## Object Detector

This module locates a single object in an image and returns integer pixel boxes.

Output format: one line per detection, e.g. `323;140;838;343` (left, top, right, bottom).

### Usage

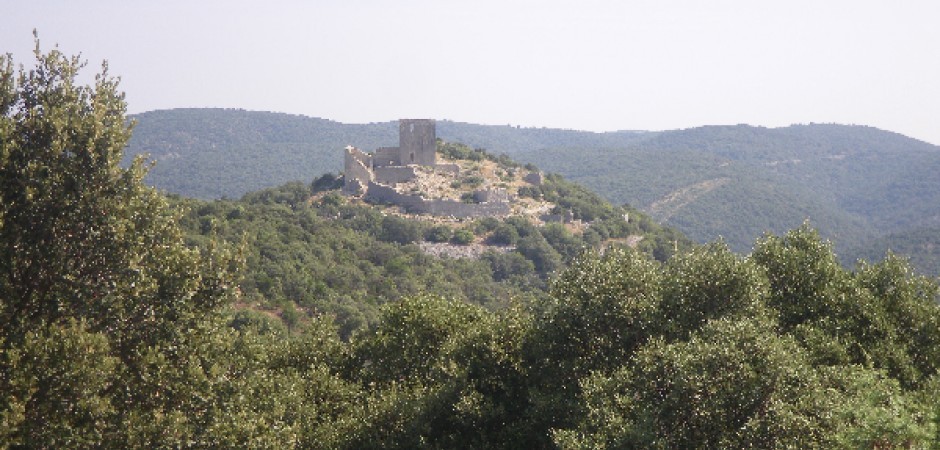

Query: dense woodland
172;169;688;338
3;44;940;448
125;108;940;276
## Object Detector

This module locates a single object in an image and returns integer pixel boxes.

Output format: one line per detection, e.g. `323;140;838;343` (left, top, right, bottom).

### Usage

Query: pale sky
5;0;940;145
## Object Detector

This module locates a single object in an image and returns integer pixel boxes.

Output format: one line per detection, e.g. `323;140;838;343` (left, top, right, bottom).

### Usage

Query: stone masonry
342;119;513;218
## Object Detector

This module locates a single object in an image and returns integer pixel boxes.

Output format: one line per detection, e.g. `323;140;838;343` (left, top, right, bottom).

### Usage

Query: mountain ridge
125;108;940;274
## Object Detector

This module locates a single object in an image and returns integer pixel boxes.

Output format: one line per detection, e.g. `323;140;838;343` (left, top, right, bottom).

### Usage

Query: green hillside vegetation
173;143;690;337
848;226;940;274
125;110;940;275
3;44;940;448
125;109;399;199
513;124;940;273
124;109;653;200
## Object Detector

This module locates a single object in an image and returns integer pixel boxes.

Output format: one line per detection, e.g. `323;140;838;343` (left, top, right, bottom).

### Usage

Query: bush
489;223;520;246
380;216;422;244
474;217;500;234
424;225;453;243
451;229;475;245
460;192;479;204
312;173;343;192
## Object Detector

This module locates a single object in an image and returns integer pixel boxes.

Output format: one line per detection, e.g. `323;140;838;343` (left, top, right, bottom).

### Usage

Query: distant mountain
846;225;940;274
125;108;651;199
125;109;940;274
509;124;940;270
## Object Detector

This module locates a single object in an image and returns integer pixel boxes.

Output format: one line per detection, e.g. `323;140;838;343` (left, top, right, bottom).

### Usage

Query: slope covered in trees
125;109;940;275
172;152;690;337
517;124;940;264
124;109;653;199
3;43;940;448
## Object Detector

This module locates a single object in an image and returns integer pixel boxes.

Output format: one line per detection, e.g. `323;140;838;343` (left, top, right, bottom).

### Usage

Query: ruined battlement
344;119;437;193
341;119;519;218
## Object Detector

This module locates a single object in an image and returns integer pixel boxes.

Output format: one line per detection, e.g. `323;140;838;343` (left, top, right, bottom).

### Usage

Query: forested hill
514;124;940;271
7;47;940;447
126;109;940;274
125;108;652;199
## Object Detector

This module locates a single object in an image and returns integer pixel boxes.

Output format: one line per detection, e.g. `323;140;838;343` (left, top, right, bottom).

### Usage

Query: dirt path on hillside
649;177;730;222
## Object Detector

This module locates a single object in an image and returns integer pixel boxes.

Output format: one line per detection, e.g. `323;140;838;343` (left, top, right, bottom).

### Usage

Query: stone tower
399;119;436;166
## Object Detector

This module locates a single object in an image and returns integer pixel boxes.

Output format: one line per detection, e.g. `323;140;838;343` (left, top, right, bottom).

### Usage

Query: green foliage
0;41;241;342
460;174;484;188
516;185;541;199
531;249;662;383
849;225;940;276
230;309;288;337
540;223;584;262
2;319;118;447
242;180;311;209
523;249;662;437
423;224;453;243
658;241;768;339
488;222;520;246
437;140;485;161
538;173;616;222
0;40;245;446
379;215;422;244
556;317;936;449
450;228;475;245
753;225;940;389
173;187;551;335
516;234;563;275
473;216;500;234
516;125;940;274
124;109;940;274
351;296;490;386
311;172;343;193
481;251;536;282
459;191;478;203
4;42;940;449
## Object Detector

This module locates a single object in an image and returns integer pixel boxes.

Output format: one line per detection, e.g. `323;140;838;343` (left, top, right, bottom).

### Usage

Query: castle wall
424;200;510;218
373;147;400;167
374;166;419;185
344;147;373;194
473;188;510;203
344;119;510;219
364;182;427;210
400;119;436;166
365;181;510;219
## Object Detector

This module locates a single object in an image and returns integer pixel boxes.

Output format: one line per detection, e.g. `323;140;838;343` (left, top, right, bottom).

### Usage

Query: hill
174;141;691;336
10;39;939;449
125;108;653;199
125;109;940;274
512;124;940;269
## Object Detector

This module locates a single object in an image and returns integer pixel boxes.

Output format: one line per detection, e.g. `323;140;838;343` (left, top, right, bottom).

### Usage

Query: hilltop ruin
343;119;528;219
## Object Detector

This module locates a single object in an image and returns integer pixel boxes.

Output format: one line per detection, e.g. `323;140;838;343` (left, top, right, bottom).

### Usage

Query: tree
753;225;940;389
658;241;767;340
516;234;562;275
523;248;662;441
351;295;490;386
379;215;421;244
555;316;935;449
424;224;452;243
450;228;475;245
0;36;239;445
1;319;117;448
488;222;519;246
0;37;236;347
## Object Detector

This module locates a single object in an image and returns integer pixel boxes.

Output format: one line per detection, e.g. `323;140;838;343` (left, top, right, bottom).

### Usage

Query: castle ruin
342;119;512;218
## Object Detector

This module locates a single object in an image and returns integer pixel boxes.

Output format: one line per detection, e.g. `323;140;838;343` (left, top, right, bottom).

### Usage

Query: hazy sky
6;1;940;144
